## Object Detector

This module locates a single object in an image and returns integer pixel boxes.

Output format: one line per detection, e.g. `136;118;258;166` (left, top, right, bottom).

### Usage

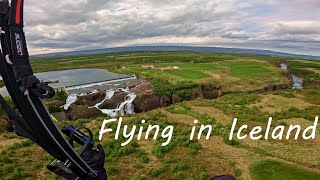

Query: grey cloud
19;0;320;56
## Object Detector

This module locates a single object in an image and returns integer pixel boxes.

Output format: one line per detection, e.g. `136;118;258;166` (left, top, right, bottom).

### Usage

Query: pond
0;69;133;96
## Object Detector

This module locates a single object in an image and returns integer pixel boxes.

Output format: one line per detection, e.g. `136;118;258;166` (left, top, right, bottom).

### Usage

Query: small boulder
201;84;220;99
133;94;160;113
172;93;182;104
51;112;68;122
76;91;107;106
131;81;153;95
159;95;171;107
67;105;103;120
191;88;204;98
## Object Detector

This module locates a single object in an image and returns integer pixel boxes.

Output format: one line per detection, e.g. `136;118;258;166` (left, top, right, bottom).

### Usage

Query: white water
63;90;101;110
63;94;78;110
280;64;288;70
280;63;303;89
292;75;303;89
93;88;136;118
93;90;116;108
63;88;136;118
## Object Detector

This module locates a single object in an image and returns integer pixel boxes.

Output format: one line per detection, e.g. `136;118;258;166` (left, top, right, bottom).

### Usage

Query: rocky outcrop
52;112;68;122
131;80;153;94
190;88;204;99
200;84;222;99
76;91;106;106
303;80;320;87
159;95;171;107
67;105;103;120
133;94;160;113
48;76;295;119
98;92;127;109
172;93;183;104
251;83;292;93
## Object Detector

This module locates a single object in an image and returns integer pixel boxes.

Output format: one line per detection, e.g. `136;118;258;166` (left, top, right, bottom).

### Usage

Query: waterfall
94;89;136;118
63;94;78;110
93;90;116;108
63;90;102;110
63;88;136;117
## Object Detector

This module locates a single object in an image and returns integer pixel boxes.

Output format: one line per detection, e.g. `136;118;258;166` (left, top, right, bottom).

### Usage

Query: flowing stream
280;64;303;89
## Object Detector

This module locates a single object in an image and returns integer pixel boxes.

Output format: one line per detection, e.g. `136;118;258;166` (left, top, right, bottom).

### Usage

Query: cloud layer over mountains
23;0;320;55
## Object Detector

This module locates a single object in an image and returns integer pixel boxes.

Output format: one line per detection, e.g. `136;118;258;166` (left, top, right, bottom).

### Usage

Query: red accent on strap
53;168;61;173
15;0;22;25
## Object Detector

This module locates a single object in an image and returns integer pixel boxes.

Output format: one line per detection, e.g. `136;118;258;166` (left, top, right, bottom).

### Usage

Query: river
280;64;303;89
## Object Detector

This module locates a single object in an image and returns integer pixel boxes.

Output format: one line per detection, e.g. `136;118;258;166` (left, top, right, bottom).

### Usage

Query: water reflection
0;69;133;96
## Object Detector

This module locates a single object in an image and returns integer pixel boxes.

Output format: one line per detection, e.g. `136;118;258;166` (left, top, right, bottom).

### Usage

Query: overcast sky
22;0;320;56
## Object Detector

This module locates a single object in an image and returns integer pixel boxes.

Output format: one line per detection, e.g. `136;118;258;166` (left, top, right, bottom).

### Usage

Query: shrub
139;153;150;163
175;89;193;99
223;133;239;146
151;78;174;97
48;106;63;113
106;166;118;175
173;172;183;179
234;167;242;177
7;168;28;180
173;162;189;171
51;90;68;101
0;154;13;164
133;162;144;169
198;172;208;180
149;164;169;177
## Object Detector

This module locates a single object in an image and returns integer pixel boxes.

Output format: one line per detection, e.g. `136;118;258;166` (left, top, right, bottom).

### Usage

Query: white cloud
19;0;320;56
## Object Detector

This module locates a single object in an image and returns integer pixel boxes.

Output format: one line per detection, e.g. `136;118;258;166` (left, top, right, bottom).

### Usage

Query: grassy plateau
0;52;320;180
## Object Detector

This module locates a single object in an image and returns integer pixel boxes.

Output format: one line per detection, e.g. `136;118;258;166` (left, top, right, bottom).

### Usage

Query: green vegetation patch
250;160;320;180
288;61;320;84
221;61;272;78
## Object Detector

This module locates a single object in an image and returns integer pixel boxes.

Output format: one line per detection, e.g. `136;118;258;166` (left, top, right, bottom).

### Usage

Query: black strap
0;0;55;99
69;127;94;156
0;94;37;142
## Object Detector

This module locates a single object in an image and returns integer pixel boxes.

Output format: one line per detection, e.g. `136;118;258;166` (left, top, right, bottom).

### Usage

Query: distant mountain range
34;46;320;60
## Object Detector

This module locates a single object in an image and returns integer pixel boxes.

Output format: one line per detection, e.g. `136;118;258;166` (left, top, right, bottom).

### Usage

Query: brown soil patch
198;136;252;179
0;138;21;149
191;106;233;125
204;71;222;80
281;118;315;129
241;122;320;170
250;94;314;113
162;111;196;125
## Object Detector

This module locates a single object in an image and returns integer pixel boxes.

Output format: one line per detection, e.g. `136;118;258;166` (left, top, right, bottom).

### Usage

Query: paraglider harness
0;0;106;179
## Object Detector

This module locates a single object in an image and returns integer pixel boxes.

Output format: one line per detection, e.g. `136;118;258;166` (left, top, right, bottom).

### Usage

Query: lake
0;69;133;96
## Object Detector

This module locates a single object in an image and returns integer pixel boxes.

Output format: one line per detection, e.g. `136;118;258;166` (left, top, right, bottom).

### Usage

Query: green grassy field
27;52;320;92
1;87;320;180
0;52;320;179
250;160;320;180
